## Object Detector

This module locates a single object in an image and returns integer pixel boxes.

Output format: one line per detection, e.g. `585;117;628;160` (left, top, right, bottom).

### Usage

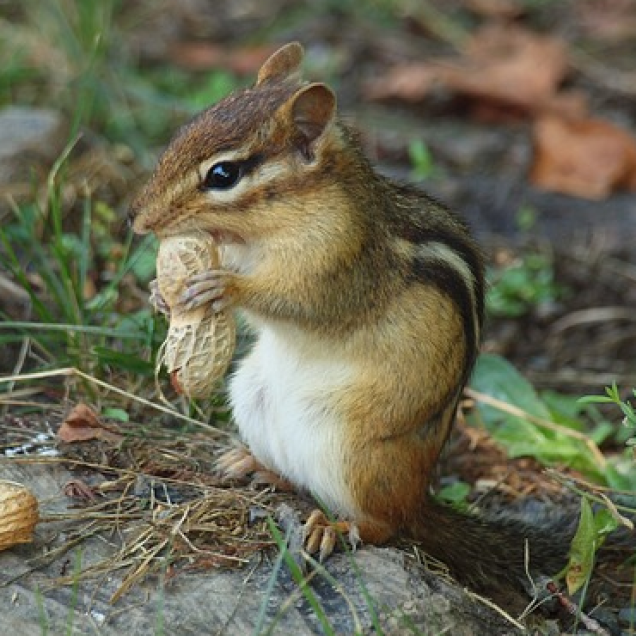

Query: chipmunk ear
257;42;304;86
289;83;336;151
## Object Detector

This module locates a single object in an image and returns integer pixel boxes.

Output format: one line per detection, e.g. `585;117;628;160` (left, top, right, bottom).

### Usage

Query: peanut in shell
0;480;39;551
156;234;236;398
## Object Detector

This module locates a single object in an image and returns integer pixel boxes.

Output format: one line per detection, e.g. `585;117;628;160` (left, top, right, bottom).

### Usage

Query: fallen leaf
363;63;444;102
63;403;101;429
577;0;636;42
169;43;278;75
58;403;122;443
365;25;569;117
539;89;589;120
444;25;568;111
531;115;636;199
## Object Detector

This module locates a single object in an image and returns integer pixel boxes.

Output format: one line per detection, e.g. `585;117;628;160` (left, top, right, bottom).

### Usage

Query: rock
0;461;526;636
619;606;636;626
0;106;68;194
0;106;68;356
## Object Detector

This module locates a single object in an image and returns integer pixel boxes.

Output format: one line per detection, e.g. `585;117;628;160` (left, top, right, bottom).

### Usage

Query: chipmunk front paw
217;447;294;492
303;509;361;561
181;269;239;312
149;278;170;316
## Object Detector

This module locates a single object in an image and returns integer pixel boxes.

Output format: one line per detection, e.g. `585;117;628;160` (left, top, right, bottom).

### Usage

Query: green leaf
587;421;617;446
470;354;603;480
129;240;159;284
565;498;596;594
485;251;564;318
564;499;619;595
593;508;619;538
604;454;636;491
472;354;552;421
409;139;436;180
541;390;586;431
577;395;616;405
102;407;129;422
437;481;471;506
470;354;551;456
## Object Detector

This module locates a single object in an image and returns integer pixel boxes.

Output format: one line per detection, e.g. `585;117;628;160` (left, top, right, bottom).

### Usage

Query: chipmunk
129;42;578;603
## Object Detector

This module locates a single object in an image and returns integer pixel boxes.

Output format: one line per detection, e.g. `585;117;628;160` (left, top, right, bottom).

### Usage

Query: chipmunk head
129;42;339;239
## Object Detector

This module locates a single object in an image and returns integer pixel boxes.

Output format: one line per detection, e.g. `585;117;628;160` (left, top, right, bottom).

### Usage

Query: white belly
228;326;356;517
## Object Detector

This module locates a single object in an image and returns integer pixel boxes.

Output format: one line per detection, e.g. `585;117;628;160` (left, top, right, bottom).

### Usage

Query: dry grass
13;447;294;604
0;369;298;603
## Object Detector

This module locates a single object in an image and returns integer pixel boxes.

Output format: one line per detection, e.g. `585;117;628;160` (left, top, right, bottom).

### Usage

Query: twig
0;366;229;436
545;469;636;518
545;581;610;636
464;588;527;632
525;370;636;391
570;48;636;98
550;306;636;335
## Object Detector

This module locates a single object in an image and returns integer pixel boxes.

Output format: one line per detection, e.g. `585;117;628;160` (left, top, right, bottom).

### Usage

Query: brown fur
130;37;480;552
129;43;587;607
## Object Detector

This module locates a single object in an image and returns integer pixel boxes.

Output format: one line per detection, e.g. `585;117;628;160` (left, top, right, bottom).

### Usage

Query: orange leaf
363;63;443;102
443;25;568;112
58;404;121;443
365;26;568;117
530;116;636;199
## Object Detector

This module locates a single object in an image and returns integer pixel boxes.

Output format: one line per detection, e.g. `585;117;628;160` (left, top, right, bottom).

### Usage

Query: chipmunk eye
203;161;243;190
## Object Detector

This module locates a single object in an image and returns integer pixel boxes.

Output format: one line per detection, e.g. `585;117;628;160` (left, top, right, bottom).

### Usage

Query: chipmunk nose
126;205;150;235
126;207;136;228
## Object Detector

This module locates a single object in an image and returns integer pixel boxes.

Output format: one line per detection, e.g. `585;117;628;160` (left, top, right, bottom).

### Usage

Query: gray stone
0;106;68;188
0;460;526;635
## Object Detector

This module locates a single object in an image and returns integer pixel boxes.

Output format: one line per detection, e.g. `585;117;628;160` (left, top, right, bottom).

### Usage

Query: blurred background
1;0;635;414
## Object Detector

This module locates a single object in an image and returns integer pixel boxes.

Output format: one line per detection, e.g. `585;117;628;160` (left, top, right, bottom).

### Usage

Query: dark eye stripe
201;154;265;192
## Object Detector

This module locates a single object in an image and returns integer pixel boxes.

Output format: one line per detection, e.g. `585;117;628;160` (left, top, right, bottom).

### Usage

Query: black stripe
390;187;485;329
418;228;484;328
410;255;478;377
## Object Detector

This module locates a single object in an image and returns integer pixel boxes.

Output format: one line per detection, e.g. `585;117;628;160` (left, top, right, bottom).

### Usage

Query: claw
217;447;294;491
302;509;357;560
216;447;260;480
319;525;337;561
181;269;231;311
149;279;170;316
251;470;295;492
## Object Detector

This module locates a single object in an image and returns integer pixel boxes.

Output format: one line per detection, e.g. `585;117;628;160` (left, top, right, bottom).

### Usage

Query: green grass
0;0;245;159
266;520;338;635
579;382;636;447
0;0;240;393
263;519;387;635
486;250;565;318
0;164;161;381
